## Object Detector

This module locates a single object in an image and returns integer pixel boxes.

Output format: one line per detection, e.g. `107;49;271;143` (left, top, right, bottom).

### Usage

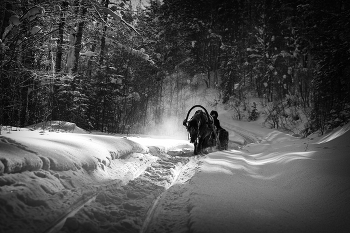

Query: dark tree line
1;0;349;135
155;0;350;134
0;0;159;133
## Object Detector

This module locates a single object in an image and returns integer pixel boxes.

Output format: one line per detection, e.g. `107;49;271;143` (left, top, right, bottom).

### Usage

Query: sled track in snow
140;156;196;233
46;152;195;233
43;194;97;233
233;130;257;144
221;122;259;145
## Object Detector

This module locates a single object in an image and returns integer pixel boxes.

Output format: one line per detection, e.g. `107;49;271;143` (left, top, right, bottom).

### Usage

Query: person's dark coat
210;110;222;131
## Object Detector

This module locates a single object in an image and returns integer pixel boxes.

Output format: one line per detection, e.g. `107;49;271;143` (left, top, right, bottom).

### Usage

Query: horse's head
187;120;198;143
186;110;209;143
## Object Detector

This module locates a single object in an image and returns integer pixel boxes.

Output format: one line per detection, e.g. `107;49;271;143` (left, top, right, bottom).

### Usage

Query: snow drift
1;121;350;233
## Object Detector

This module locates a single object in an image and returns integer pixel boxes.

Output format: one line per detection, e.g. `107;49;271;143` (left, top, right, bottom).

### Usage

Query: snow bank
0;128;194;233
26;121;87;134
317;122;350;144
127;136;193;156
140;122;350;233
0;130;148;175
2;120;349;233
178;123;350;233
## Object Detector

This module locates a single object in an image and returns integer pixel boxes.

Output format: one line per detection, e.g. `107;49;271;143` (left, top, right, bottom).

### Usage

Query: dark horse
183;105;217;155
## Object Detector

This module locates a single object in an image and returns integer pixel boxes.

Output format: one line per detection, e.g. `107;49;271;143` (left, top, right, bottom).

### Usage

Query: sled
183;105;229;154
217;128;229;150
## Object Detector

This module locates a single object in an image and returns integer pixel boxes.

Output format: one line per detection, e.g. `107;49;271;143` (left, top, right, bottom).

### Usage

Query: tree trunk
99;0;109;65
71;2;87;74
55;1;68;72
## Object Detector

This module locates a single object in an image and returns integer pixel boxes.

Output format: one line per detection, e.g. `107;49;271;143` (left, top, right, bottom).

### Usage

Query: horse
183;105;217;155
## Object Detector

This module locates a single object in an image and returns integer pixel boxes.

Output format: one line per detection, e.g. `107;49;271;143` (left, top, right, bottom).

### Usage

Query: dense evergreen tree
1;0;348;134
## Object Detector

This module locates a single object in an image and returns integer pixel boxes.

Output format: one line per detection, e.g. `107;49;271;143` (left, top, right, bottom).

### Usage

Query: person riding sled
210;110;222;132
210;110;228;150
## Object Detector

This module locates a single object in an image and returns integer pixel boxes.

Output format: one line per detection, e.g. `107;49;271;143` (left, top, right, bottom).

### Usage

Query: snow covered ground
1;118;350;233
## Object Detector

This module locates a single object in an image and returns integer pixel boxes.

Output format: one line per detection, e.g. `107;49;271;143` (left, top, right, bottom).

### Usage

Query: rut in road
141;158;199;233
56;152;196;233
221;121;260;145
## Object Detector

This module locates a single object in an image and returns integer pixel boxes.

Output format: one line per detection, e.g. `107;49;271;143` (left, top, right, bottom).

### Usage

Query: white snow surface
1;118;350;233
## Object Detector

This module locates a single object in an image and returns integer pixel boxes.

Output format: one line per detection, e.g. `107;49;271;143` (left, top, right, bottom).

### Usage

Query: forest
0;0;349;135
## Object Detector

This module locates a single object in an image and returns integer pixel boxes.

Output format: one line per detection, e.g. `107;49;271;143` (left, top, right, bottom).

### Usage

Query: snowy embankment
0;124;194;233
1;120;350;233
145;123;350;233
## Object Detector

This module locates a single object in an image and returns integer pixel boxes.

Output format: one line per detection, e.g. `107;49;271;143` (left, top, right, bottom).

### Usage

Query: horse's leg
209;124;219;150
197;137;203;154
202;136;211;154
224;131;229;150
194;141;198;155
216;129;221;150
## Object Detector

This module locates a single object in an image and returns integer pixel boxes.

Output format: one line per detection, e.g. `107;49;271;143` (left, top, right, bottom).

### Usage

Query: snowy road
49;152;197;233
1;123;350;233
0;130;197;233
136;125;350;233
143;142;350;233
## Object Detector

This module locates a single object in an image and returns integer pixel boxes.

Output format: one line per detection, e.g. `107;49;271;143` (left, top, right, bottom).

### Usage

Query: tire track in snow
221;122;259;145
43;179;123;233
233;130;256;144
54;151;194;233
44;194;97;233
141;158;199;233
140;155;196;233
